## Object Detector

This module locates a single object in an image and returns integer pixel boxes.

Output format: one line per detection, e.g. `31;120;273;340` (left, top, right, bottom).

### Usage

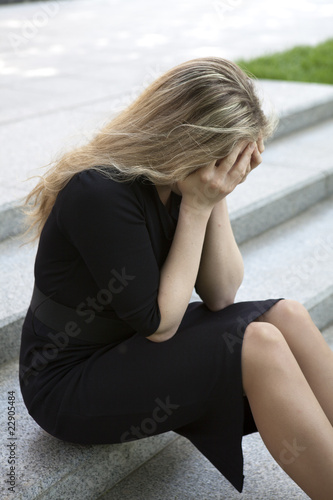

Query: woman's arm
195;139;264;311
147;141;257;342
195;198;244;311
147;202;211;342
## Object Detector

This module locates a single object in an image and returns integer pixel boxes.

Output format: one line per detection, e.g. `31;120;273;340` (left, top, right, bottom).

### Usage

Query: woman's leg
256;299;333;424
242;321;333;500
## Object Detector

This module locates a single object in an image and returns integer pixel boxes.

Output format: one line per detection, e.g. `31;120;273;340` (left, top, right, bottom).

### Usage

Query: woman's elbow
203;288;240;311
146;323;179;343
204;297;235;312
146;330;175;343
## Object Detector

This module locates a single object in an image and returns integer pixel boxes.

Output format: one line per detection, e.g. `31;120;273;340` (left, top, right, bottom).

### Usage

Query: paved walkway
0;2;332;499
1;0;333;198
1;0;333;204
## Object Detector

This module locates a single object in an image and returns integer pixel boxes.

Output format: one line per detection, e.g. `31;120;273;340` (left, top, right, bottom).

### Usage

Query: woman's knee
260;299;311;324
242;322;293;392
278;299;311;321
242;322;290;369
244;321;285;348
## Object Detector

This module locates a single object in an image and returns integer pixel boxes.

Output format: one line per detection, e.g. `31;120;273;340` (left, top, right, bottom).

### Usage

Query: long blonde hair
24;57;277;240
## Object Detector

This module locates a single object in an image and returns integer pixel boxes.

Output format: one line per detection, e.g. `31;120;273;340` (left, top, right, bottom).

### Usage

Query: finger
217;141;249;172
257;137;265;154
250;145;263;170
228;142;255;175
238;164;252;184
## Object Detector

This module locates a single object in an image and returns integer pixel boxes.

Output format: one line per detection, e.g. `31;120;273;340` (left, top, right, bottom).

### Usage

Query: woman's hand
177;140;258;213
239;136;264;184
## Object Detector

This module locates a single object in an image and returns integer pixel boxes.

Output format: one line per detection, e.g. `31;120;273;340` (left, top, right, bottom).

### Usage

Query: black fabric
30;284;135;343
19;169;282;493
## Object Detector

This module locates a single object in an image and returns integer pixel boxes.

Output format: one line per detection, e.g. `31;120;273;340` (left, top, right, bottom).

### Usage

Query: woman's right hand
177;141;257;213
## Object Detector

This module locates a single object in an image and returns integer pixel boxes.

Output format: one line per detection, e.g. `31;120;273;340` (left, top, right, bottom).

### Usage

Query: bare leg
242;321;333;500
257;299;333;424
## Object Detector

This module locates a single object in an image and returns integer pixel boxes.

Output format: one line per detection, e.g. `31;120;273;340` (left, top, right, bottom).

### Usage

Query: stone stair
1;80;333;500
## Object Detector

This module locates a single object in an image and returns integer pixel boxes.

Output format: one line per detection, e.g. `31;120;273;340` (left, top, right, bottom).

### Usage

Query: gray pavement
1;0;333;202
1;1;333;500
99;433;310;500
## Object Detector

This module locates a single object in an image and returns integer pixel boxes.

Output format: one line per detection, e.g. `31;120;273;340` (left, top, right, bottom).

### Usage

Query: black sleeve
55;170;161;337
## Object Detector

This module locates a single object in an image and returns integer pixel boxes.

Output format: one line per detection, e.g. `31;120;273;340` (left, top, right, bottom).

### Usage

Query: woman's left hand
239;136;264;183
256;136;265;154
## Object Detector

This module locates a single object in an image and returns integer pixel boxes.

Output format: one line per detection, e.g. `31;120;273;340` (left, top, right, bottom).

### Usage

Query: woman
19;57;333;498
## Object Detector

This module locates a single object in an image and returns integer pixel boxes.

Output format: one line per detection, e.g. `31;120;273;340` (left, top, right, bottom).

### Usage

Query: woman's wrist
209;197;228;219
180;197;213;221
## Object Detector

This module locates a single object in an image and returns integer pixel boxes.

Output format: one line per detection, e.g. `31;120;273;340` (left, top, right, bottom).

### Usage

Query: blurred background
1;2;333;499
1;0;333;201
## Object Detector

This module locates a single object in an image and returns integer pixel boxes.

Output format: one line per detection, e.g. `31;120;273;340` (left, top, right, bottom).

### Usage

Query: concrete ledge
304;284;333;331
0;312;24;365
0;80;333;240
0;202;25;243
100;328;333;500
2;321;331;500
231;167;333;244
0;236;35;328
98;433;309;500
1;197;332;499
0;1;41;4
1;194;333;366
3;115;333;244
0;357;178;500
275;99;333;140
237;196;333;318
258;79;333;141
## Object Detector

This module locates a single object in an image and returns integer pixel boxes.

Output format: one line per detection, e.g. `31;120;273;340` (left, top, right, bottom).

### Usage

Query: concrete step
227;116;333;243
0;322;331;500
190;195;333;331
237;195;333;331
0;236;36;365
98;429;310;500
102;339;333;500
1;175;333;499
1;79;333;242
99;324;333;500
0;198;332;500
2;111;333;245
1;163;333;366
0;80;332;498
1;1;333;497
0;356;178;500
259;79;333;140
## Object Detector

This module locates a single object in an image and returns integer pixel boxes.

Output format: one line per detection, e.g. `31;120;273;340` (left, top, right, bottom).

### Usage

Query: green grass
237;38;333;84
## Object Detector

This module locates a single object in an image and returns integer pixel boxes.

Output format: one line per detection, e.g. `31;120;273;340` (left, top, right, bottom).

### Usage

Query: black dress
19;169;282;492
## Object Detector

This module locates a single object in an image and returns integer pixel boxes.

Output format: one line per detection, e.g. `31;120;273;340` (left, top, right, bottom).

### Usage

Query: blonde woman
19;58;333;498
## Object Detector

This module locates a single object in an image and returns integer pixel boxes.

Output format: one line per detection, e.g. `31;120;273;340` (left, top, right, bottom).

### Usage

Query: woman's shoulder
54;168;150;232
58;168;147;208
69;168;133;192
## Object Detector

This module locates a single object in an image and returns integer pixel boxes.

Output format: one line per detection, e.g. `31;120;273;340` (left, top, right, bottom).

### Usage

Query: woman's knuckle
200;173;209;184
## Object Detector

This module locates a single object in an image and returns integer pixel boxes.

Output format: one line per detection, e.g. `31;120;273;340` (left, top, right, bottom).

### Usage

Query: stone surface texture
0;0;332;499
